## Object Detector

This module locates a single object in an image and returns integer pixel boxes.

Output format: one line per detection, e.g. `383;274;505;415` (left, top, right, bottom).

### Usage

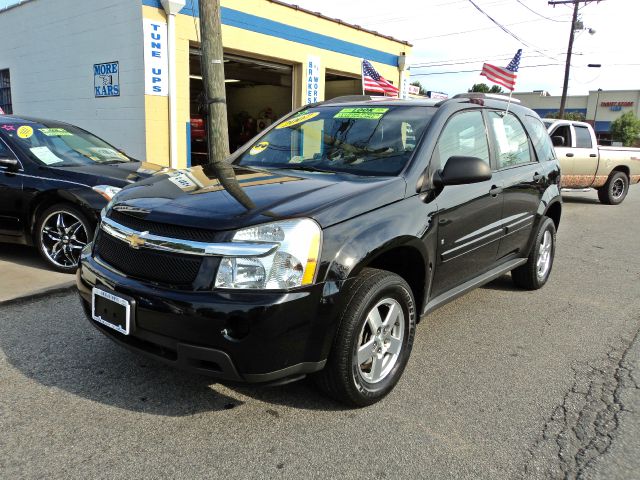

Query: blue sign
94;62;120;98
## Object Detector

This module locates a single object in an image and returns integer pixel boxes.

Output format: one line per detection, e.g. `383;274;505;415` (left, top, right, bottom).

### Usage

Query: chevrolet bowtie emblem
125;231;149;249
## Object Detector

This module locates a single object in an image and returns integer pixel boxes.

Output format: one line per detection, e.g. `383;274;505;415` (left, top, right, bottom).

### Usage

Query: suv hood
109;164;406;231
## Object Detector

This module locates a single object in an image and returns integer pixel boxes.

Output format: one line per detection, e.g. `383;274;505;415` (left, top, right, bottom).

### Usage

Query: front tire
34;203;93;273
511;216;556;290
313;268;416;407
597;171;629;205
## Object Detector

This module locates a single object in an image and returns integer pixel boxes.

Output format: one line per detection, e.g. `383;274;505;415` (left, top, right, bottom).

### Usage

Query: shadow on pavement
0;242;51;270
482;274;520;292
0;292;344;415
561;195;601;205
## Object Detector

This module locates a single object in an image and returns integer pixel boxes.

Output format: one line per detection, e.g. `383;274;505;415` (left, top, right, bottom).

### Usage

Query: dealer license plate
91;287;134;335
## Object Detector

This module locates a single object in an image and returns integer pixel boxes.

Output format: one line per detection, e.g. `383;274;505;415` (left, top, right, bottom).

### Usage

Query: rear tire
597;171;629;205
313;268;416;407
512;216;556;290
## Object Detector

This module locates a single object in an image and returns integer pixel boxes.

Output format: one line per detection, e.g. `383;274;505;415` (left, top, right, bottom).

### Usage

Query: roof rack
452;93;521;104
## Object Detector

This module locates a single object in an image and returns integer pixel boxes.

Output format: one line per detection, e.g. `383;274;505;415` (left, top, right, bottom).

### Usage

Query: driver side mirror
0;158;19;171
435;156;492;187
551;135;565;147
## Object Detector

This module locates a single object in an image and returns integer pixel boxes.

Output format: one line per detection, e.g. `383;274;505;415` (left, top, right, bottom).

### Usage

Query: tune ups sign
94;62;120;97
143;18;169;96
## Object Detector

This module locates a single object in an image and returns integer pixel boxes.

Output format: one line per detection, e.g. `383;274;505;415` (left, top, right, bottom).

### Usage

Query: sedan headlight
93;185;122;201
215;218;322;290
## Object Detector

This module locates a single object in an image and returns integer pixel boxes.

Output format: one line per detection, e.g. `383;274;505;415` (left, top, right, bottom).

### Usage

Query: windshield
0;121;131;167
235;105;432;176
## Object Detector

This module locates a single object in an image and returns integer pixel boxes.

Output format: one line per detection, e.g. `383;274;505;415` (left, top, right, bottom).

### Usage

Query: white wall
0;0;147;159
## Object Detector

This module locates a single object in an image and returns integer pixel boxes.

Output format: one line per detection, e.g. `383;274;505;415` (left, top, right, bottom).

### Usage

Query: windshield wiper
274;164;334;173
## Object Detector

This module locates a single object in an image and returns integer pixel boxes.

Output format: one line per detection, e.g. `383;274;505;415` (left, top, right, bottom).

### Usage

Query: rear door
430;109;504;297
571;123;599;186
486;111;542;259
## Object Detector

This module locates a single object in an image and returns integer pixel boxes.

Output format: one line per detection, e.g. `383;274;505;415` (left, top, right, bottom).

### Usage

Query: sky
281;0;640;97
1;0;637;97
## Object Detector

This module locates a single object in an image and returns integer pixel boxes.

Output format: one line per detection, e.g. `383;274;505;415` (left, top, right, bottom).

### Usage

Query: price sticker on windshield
334;107;389;120
39;128;73;137
275;112;319;129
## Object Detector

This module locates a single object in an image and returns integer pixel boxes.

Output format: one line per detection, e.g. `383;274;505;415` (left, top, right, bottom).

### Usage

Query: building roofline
267;0;412;47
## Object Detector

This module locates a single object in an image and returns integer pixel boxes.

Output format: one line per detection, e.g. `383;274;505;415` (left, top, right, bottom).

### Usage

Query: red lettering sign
600;101;634;107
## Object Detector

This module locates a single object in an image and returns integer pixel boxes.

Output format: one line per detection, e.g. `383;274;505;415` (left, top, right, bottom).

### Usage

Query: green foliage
469;83;503;94
610;111;640;147
544;111;586;122
410;81;428;96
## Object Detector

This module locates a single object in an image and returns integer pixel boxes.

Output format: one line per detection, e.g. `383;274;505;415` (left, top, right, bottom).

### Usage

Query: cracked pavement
1;189;639;479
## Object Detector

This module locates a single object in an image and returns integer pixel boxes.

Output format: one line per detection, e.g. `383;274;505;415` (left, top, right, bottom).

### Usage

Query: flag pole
505;89;514;115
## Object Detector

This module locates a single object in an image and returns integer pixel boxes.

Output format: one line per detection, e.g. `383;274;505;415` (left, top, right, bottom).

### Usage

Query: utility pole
199;0;230;164
549;0;602;118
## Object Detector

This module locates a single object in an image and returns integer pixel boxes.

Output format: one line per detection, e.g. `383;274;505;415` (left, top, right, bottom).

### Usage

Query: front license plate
91;287;134;335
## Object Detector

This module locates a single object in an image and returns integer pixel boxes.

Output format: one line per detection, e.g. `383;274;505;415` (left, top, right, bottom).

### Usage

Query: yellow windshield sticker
334;107;389;120
275;112;320;129
39;128;73;137
17;125;34;139
249;141;270;155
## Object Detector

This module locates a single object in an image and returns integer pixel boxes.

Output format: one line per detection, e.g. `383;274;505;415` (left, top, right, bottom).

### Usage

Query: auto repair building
0;0;412;168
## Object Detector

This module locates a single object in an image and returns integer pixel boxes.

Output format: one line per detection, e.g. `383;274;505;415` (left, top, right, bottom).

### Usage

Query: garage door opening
325;70;362;101
189;49;293;165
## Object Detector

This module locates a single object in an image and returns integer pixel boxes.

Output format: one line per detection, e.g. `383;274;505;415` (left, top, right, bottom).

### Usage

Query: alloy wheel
355;297;405;384
40;211;88;269
612;178;625;199
536;230;553;279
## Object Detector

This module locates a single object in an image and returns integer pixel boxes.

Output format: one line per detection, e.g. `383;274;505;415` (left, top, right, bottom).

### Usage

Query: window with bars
0;70;12;114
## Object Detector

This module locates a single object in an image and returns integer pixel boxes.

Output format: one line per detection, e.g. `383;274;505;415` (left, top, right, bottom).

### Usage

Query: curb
0;281;76;306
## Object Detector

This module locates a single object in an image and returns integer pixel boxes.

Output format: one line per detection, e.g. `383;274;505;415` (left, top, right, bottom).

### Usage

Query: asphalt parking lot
1;189;639;480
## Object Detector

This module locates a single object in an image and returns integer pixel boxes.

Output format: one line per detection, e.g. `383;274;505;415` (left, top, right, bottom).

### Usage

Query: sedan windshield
235;105;432;176
0;121;131;167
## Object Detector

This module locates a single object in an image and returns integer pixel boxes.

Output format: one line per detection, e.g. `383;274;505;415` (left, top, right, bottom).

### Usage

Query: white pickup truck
544;119;640;204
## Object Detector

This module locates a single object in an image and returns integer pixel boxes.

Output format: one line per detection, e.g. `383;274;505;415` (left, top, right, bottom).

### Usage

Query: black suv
77;94;561;406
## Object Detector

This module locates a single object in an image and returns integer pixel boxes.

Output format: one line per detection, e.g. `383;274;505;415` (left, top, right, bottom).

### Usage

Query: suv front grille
108;210;220;243
94;231;203;286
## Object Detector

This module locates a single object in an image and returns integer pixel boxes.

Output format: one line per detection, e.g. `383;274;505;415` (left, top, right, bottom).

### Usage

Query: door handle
533;172;543;182
589;153;597;157
566;153;574;157
489;185;503;197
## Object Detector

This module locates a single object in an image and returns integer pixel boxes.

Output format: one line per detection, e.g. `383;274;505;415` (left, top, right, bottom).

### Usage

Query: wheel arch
28;189;100;240
544;200;562;231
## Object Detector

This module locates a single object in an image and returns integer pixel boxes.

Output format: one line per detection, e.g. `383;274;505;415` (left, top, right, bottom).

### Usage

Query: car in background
544;119;640;204
0;115;166;272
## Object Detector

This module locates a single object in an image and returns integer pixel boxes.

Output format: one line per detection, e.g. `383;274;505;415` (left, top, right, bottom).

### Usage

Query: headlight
215;218;322;290
93;185;122;201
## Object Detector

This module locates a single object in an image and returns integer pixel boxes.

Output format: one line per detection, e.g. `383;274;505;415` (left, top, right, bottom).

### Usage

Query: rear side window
525;115;556;162
487;111;533;169
574;125;593;148
433;110;489;170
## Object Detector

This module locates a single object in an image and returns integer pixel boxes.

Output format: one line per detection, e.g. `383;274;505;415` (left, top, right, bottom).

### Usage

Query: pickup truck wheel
34;203;93;273
597;171;629;205
511;216;556;290
313;268;416;407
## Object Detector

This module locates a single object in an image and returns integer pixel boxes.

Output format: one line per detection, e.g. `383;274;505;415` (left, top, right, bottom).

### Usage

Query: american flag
480;49;522;91
362;60;399;97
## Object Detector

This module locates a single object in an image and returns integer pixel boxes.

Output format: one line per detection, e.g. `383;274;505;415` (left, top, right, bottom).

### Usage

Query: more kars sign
143;19;168;96
306;56;320;105
94;62;120;97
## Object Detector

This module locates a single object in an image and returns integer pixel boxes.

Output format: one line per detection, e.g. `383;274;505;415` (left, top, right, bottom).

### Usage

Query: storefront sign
407;84;420;95
143;19;168;96
94;62;120;97
305;56;320;104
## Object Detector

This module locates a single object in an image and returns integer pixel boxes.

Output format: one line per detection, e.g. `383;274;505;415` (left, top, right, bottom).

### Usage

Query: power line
515;0;570;22
410;63;563;76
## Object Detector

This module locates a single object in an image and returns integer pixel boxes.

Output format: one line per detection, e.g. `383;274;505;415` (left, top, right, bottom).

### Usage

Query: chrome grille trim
100;217;278;257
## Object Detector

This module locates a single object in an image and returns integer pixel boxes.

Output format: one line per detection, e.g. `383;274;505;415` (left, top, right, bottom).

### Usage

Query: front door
430;109;504;298
571;123;599;186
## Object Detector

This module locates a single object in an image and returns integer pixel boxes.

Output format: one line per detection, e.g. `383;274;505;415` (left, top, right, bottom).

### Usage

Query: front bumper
77;252;339;384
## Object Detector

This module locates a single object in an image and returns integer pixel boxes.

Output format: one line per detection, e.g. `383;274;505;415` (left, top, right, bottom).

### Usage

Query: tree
544;111;586;122
199;0;230;164
410;81;428;96
469;83;503;94
610;111;640;147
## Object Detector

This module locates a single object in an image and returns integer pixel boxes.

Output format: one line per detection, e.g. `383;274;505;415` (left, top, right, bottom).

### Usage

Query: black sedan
0;115;165;272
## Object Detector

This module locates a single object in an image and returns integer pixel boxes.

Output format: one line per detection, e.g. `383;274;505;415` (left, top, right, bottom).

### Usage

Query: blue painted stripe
141;0;400;67
594;120;611;133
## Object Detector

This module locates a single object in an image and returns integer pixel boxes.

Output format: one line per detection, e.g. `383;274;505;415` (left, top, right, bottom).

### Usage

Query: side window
525;115;556;162
551;125;571;147
574;125;593;148
433;110;489;170
0;138;16;160
488;111;533;169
